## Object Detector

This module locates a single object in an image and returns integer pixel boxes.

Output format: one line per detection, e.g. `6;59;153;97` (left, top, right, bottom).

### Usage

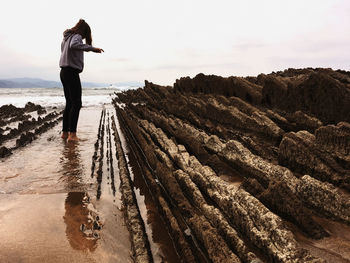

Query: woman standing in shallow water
59;19;104;142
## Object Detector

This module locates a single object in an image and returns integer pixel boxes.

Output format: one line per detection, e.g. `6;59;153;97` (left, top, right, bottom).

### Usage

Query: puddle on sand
64;192;98;252
0;107;131;263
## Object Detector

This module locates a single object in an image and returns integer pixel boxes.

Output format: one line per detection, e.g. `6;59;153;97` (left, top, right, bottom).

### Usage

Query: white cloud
0;0;348;85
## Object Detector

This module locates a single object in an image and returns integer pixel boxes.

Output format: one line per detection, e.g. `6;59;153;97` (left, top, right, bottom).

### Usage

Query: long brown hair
66;19;92;45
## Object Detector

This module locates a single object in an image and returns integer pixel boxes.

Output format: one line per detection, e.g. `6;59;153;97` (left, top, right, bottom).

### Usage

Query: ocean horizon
0;86;139;108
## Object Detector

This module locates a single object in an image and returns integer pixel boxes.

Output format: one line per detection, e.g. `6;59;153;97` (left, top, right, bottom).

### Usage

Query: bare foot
67;132;79;142
61;132;69;139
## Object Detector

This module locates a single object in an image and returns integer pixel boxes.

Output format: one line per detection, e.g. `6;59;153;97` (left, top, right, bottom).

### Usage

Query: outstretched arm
92;48;104;53
70;34;103;52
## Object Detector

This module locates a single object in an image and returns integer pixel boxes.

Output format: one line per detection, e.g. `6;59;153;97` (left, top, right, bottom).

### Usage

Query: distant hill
0;77;108;88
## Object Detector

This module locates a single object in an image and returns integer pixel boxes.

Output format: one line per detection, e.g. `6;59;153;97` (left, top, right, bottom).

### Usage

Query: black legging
60;67;82;132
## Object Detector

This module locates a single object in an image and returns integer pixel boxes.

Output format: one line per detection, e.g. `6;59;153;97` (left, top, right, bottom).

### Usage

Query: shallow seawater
0;106;132;263
0;87;122;108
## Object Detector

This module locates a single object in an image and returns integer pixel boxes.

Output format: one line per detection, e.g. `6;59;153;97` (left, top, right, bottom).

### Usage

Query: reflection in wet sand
61;142;100;252
60;142;85;190
64;192;97;252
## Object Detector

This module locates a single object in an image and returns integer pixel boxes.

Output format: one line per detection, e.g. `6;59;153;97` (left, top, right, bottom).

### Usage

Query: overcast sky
0;0;349;85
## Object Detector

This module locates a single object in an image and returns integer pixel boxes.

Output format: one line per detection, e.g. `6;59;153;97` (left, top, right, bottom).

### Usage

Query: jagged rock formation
0;103;62;158
112;68;350;262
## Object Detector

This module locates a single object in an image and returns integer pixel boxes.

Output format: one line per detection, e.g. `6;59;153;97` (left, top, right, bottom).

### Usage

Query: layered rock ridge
113;68;350;262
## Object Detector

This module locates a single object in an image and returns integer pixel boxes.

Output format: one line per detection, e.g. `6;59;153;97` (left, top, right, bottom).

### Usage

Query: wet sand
0;106;178;262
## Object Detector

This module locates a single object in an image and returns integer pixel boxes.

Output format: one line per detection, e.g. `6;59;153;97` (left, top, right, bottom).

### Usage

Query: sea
0;86;138;108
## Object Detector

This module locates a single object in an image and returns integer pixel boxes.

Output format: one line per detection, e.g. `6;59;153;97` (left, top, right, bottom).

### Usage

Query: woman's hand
93;48;104;53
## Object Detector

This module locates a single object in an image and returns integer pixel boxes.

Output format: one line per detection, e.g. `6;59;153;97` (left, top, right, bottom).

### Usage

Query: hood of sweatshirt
63;30;74;41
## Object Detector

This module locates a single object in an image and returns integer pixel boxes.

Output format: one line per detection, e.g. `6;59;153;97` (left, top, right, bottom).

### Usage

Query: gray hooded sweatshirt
59;31;96;72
